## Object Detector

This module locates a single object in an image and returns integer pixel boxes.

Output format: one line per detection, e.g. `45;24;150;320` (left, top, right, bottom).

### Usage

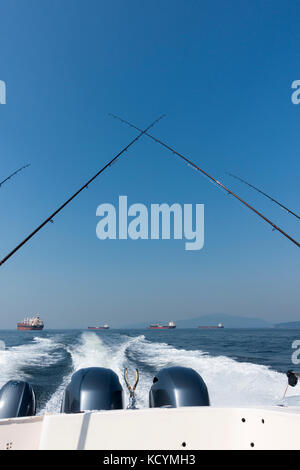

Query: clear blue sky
0;0;299;328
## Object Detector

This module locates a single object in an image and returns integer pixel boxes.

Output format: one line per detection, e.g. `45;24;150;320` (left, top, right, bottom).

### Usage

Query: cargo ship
17;316;44;331
149;321;176;330
88;324;109;330
198;323;224;329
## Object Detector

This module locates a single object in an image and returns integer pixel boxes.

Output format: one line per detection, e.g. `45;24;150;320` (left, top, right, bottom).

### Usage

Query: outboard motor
61;367;124;413
149;366;210;408
0;380;36;419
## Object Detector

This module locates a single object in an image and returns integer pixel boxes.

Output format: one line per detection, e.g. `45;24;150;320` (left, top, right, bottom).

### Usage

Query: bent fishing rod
109;114;300;248
226;172;300;220
0;115;165;267
0;164;30;188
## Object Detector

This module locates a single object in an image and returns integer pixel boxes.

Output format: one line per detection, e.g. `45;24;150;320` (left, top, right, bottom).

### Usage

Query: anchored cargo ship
198;323;224;329
88;324;109;330
17;316;44;331
149;321;176;330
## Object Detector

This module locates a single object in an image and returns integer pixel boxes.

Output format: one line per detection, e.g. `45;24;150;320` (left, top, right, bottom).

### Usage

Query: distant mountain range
274;321;300;329
120;313;273;329
174;314;271;328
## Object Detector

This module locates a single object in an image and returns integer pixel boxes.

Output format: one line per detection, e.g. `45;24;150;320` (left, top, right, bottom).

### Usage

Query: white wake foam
0;336;64;388
42;332;299;412
42;332;142;413
127;336;296;407
68;332;144;393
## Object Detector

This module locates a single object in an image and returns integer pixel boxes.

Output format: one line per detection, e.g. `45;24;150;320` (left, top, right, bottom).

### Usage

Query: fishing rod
0;115;165;267
109;114;300;248
0;164;30;188
226;172;300;220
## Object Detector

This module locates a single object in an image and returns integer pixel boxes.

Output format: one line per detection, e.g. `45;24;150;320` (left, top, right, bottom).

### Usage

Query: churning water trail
0;336;64;387
43;332;297;412
41;332;143;413
125;335;290;407
1;329;299;414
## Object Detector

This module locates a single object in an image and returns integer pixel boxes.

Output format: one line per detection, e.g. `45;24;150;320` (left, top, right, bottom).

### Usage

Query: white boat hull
1;406;300;450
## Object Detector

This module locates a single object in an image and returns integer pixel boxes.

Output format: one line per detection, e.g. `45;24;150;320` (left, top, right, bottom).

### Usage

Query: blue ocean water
0;328;300;414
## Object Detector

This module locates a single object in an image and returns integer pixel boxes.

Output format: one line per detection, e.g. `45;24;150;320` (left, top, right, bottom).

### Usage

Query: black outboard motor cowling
149;366;210;408
61;367;124;413
0;380;36;419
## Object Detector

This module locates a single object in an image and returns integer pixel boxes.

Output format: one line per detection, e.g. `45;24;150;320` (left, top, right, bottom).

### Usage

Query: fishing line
226;172;300;220
0;164;30;188
109;114;299;248
0;115;165;267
